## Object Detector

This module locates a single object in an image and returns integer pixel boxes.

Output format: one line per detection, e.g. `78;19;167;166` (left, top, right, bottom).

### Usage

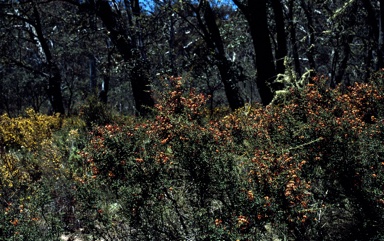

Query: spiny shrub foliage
78;74;384;240
0;109;66;240
0;109;62;187
79;95;114;129
1;73;384;240
0;109;61;151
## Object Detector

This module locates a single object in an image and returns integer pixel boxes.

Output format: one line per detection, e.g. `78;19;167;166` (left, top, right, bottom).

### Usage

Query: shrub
79;74;384;240
0;108;61;151
2;73;384;240
79;96;114;129
0;110;76;240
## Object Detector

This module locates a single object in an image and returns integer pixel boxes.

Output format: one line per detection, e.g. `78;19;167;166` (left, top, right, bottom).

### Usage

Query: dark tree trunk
246;0;277;106
300;0;316;72
362;0;382;70
33;6;65;114
380;0;384;69
198;0;244;110
94;0;154;115
47;65;65;115
334;35;353;86
130;61;154;115
330;44;339;88
364;48;373;83
271;0;287;75
287;0;301;76
216;58;245;110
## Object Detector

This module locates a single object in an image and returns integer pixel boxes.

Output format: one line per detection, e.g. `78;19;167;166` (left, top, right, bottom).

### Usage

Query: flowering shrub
1;73;384;240
0;110;70;240
0;109;63;185
0;108;61;151
226;75;384;240
78;74;384;240
79;95;113;129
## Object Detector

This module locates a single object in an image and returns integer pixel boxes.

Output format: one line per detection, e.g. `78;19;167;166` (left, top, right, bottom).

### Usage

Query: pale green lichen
270;57;313;105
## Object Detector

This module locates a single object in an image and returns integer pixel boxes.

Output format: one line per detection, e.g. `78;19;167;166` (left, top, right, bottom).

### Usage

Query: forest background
3;0;384;115
1;0;384;240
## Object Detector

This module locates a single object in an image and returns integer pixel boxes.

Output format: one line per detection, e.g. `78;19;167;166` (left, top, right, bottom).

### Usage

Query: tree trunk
271;0;287;75
199;0;244;110
334;35;353;86
47;65;65;115
94;0;154;115
287;0;301;76
362;0;382;70
247;0;277;106
380;0;384;69
33;6;65;114
300;0;316;71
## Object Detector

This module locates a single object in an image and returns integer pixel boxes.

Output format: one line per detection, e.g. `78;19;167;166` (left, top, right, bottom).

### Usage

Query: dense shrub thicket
1;74;384;240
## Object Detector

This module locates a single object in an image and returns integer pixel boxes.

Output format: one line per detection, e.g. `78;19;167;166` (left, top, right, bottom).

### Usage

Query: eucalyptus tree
184;0;245;110
296;0;384;85
0;1;66;114
66;0;155;116
271;0;288;75
152;0;250;110
59;0;159;115
0;0;112;115
232;0;286;105
358;0;384;75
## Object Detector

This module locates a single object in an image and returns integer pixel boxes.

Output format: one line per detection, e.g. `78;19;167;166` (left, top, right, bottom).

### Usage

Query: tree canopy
1;0;384;115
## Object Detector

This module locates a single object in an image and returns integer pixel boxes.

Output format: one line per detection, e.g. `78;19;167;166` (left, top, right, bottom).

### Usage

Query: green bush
1;73;384;240
79;75;384;240
0;111;88;240
79;95;114;129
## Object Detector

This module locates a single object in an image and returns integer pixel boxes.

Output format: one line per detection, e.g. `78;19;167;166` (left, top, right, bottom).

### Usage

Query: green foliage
1;73;384;240
79;74;384;240
79;96;114;129
0;110;87;240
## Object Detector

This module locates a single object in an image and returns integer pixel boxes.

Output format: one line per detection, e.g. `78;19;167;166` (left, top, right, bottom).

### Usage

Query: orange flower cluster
80;73;384;238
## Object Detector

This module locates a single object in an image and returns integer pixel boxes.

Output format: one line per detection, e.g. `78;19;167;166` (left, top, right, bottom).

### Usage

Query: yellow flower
68;129;79;138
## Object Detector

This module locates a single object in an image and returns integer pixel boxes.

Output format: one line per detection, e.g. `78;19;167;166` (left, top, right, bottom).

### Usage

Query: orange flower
247;190;254;201
215;219;222;226
161;138;169;144
108;171;115;178
10;218;18;226
135;158;144;163
237;215;249;225
91;166;99;175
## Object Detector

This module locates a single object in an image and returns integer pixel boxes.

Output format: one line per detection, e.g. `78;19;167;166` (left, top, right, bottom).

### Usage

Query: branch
284;137;324;152
7;58;49;78
2;12;35;26
232;0;247;13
